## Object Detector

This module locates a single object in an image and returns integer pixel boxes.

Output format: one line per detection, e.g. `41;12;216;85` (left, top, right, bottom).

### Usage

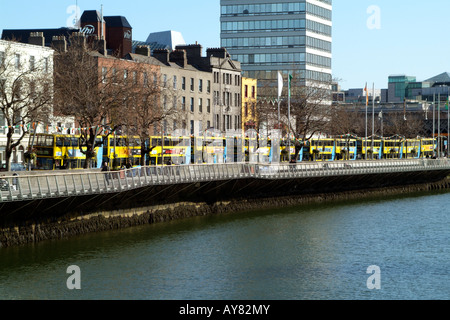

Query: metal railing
1;159;449;204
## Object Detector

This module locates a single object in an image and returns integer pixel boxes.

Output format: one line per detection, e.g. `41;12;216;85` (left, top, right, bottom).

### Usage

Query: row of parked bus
27;133;439;170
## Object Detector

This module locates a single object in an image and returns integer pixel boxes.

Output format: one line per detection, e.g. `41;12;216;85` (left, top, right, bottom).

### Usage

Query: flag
277;71;283;100
446;96;449;111
364;83;369;105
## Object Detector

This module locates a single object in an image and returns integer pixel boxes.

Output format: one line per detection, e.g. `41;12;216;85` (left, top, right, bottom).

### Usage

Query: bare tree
122;53;180;166
0;40;53;171
283;76;333;161
53;34;133;168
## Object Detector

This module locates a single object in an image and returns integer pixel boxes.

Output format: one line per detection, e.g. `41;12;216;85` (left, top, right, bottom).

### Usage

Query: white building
0;35;55;166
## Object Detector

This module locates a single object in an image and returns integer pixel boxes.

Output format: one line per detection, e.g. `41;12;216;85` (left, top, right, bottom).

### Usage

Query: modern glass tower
220;0;332;87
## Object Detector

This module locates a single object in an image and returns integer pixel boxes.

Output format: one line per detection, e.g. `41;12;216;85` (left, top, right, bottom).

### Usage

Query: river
0;190;449;300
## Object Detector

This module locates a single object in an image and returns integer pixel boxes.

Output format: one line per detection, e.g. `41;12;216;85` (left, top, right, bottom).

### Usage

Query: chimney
70;32;87;49
175;44;202;59
51;36;67;52
207;48;227;59
153;48;169;63
169;49;187;68
91;35;107;56
29;32;45;47
136;45;151;57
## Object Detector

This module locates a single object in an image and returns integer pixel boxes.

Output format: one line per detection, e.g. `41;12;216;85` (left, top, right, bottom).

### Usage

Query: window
15;54;21;70
199;98;203;113
190;78;194;91
29;56;35;71
143;72;148;87
207;99;211;113
102;67;108;83
190;97;194;112
207;80;211;93
44;57;49;73
182;77;186;90
190;120;194;135
182;97;186;111
199;79;203;92
173;76;177;89
173;96;177;110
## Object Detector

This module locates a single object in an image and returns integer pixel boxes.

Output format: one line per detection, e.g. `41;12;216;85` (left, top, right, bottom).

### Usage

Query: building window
199;98;203;113
207;99;211;113
29;56;35;71
190;120;194;135
199;79;203;92
143;72;148;87
173;76;177;89
182;77;186;90
15;54;21;70
182;97;186;111
190;97;194;112
207;80;211;93
102;67;108;83
190;78;194;91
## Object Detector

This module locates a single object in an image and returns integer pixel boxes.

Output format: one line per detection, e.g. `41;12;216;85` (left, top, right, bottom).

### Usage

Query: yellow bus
32;133;103;170
104;135;141;169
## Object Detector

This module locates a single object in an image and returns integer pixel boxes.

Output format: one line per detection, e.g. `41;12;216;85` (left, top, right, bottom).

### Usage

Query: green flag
446;96;449;111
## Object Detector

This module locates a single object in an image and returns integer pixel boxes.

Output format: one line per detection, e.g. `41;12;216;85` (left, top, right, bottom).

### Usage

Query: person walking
102;161;110;186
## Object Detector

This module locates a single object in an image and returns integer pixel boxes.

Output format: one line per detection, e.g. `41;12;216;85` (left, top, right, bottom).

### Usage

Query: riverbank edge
1;177;449;247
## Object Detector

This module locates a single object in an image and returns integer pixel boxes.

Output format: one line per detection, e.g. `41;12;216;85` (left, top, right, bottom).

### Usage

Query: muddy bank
1;177;449;248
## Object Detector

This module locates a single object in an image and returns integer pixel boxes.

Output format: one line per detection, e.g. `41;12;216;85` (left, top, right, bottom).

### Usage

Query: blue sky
1;0;449;90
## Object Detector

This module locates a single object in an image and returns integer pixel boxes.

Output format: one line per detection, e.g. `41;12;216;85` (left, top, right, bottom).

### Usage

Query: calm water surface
0;191;449;300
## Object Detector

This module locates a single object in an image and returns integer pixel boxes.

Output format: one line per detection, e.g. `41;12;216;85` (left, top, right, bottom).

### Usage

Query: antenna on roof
100;4;104;40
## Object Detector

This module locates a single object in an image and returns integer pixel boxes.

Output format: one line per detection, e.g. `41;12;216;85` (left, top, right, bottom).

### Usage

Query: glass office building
220;0;332;86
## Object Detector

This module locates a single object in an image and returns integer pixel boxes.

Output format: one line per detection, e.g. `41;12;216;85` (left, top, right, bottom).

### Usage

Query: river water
0;190;449;300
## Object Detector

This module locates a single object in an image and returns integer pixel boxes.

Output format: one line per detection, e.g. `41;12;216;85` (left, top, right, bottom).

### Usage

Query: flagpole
433;94;436;157
372;83;375;160
438;93;441;158
365;83;368;160
288;74;292;162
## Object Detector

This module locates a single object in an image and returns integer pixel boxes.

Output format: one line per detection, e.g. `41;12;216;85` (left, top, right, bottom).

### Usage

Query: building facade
220;0;332;87
0;38;54;166
241;77;258;130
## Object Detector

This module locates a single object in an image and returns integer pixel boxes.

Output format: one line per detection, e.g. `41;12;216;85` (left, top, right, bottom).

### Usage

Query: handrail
1;159;450;204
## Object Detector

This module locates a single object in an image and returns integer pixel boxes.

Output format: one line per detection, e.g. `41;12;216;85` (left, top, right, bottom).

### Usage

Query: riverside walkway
1;159;450;204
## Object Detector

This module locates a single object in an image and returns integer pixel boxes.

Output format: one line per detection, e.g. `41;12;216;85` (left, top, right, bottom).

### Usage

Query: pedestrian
102;161;110;185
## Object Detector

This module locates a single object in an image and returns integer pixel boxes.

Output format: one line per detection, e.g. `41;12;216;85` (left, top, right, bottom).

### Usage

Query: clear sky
1;0;449;90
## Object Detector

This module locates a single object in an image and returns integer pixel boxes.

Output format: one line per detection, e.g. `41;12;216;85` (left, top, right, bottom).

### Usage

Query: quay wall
1;170;450;247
